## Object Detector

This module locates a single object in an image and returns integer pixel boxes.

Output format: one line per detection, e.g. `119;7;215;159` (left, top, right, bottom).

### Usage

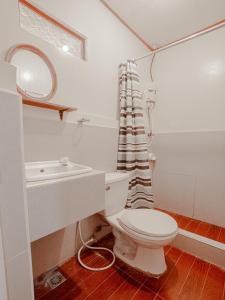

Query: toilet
102;172;178;276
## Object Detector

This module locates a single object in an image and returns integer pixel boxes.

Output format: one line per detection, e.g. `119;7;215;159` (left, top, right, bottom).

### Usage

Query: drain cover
46;271;66;289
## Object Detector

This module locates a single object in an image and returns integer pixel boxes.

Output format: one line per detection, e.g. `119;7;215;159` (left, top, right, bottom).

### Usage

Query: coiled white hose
77;221;116;271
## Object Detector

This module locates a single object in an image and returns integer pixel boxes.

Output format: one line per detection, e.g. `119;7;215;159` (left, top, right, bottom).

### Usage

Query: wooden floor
35;235;225;300
157;208;225;244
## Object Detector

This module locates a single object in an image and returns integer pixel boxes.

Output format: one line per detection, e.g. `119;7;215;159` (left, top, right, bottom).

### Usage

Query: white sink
26;166;105;242
25;160;92;182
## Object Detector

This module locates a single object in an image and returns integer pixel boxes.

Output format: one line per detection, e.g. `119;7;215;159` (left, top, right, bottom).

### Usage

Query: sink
26;165;105;242
25;160;92;182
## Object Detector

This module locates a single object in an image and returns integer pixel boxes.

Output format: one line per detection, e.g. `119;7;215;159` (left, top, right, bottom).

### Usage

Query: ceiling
102;0;225;50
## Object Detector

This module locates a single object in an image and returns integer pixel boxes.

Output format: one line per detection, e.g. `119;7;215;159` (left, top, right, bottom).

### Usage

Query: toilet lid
118;209;178;237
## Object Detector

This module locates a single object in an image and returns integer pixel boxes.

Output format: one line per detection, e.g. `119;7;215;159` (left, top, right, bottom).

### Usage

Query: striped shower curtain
117;60;154;209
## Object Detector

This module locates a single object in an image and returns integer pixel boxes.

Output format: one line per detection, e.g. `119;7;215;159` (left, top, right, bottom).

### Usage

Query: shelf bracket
59;110;64;120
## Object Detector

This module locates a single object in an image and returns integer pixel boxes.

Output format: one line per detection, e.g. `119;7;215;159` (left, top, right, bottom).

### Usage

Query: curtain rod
133;20;225;62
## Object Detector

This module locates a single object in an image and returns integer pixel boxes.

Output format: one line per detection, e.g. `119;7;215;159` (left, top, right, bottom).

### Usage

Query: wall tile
154;170;195;217
152;131;225;226
0;91;29;262
6;251;34;300
0;89;34;299
194;176;225;227
23;117;118;172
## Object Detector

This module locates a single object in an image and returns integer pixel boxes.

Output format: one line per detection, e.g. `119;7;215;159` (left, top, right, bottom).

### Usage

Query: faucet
59;157;69;166
77;117;90;125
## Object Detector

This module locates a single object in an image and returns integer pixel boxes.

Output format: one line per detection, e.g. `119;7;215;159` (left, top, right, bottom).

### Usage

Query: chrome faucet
59;157;69;166
77;117;90;125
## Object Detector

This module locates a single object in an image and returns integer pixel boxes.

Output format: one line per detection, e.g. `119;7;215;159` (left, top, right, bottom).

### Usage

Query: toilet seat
117;209;178;238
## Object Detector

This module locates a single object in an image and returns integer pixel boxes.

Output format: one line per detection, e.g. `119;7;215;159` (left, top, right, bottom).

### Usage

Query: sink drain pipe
77;221;116;271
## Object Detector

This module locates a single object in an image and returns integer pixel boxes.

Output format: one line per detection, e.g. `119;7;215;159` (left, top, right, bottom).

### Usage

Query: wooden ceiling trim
100;0;155;51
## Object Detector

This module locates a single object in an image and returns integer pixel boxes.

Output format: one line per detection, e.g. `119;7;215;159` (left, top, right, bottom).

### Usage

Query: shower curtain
117;60;154;209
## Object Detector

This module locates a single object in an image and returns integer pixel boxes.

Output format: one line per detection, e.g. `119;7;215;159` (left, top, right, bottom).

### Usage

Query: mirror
5;44;57;101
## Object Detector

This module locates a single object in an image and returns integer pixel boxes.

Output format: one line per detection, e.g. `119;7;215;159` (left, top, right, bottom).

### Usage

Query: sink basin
26;169;105;242
25;160;92;182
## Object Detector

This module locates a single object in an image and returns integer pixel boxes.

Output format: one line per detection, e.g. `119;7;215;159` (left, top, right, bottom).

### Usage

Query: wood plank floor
156;208;225;244
35;235;225;300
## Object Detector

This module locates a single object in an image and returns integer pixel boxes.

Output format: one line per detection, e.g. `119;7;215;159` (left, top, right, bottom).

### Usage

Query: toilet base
113;229;167;276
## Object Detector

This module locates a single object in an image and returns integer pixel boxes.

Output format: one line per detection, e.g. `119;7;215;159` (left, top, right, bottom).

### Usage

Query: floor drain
46;271;66;289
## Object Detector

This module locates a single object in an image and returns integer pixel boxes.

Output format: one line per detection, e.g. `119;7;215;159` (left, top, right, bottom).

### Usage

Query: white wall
0;219;8;300
0;62;17;93
140;26;225;226
0;64;14;300
0;0;149;278
0;0;148;124
30;0;149;120
151;27;225;133
0;88;34;300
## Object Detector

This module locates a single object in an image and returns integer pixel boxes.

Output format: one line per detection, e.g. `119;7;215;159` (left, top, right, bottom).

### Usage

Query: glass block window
19;0;86;59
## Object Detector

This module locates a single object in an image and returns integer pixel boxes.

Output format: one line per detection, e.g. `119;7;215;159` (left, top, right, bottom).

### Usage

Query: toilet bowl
102;172;178;276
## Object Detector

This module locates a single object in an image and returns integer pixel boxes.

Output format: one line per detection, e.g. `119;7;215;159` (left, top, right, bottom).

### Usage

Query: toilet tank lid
105;172;129;184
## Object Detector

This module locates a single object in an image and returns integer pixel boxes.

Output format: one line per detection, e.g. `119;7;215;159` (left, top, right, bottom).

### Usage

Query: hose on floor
77;221;116;271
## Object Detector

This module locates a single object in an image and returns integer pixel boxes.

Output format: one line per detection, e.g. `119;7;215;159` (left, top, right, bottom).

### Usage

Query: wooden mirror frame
5;44;57;101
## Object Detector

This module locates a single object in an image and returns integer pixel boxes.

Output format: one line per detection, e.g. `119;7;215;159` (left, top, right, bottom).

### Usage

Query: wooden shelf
22;99;77;120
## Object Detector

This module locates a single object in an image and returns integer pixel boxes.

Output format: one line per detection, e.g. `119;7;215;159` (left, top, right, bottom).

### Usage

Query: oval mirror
5;44;57;101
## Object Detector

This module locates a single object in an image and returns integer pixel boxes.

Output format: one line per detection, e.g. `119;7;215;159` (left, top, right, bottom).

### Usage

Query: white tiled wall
0;0;149;280
23;113;119;172
23;114;118;278
153;171;195;217
0;89;34;300
194;175;225;226
0;224;7;300
142;26;225;228
6;250;33;300
153;131;225;227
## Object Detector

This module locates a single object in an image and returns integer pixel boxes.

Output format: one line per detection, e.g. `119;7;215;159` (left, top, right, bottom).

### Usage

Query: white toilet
102;172;178;276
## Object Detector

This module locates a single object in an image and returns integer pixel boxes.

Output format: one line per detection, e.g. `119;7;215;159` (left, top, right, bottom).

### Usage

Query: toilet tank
104;172;130;217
